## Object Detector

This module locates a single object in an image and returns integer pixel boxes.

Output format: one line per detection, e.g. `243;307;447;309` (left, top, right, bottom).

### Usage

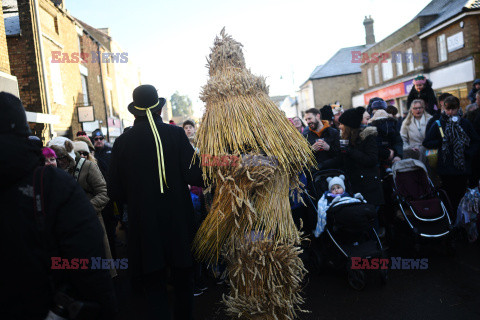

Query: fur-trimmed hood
359;126;377;141
49;145;76;172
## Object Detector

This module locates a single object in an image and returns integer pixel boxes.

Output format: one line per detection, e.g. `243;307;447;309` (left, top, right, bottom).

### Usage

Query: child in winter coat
314;175;365;237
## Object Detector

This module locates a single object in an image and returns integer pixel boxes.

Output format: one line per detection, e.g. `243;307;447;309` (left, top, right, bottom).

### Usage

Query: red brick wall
0;0;11;73
7;0;44;112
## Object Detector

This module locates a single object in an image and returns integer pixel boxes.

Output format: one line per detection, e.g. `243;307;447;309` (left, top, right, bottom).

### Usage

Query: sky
66;0;433;117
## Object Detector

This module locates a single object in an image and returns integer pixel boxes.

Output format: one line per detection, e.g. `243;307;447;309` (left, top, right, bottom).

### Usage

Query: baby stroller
306;169;387;290
391;159;454;251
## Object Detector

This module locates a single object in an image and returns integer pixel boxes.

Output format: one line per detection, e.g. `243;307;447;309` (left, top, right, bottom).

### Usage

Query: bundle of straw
223;238;307;320
195;28;316;185
194;28;316;319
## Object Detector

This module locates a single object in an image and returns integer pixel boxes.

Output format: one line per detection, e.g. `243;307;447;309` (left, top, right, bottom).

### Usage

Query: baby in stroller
314;175;366;237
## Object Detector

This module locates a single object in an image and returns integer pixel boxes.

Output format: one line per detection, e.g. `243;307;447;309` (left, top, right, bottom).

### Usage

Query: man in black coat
91;128;118;258
107;85;203;320
0;92;116;320
303;107;340;172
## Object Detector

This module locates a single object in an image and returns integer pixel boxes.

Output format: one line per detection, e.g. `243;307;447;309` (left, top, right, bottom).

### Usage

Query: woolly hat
74;136;95;152
327;175;345;192
371;100;387;111
339;107;366;129
0;92;31;137
73;141;89;153
91;129;104;139
473;79;480;85
413;75;426;85
41;147;56;159
47;137;76;160
320;105;334;121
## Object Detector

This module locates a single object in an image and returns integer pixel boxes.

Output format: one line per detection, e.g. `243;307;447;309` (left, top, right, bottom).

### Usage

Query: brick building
298;16;376;114
4;0;140;142
1;0;19;95
419;0;480;107
352;0;480;112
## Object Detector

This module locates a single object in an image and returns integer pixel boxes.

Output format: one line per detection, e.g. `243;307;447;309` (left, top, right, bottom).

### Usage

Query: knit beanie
327;175;345;192
0;92;31;137
74;136;95;152
73;141;89;154
320;105;334;121
41;147;57;159
413;75;426;85
371;100;387;111
339;107;365;129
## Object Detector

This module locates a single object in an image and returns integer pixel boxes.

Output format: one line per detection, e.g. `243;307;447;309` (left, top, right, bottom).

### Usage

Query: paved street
115;234;480;320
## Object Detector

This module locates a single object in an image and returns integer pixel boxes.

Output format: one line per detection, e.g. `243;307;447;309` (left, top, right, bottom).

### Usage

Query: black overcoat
107;114;203;276
339;126;384;206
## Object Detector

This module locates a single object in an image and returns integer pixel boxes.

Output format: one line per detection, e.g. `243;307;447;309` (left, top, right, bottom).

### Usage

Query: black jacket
303;124;340;171
338;127;384;206
368;117;403;165
94;144;112;178
407;80;438;116
0;134;116;320
107;114;203;276
423;115;480;176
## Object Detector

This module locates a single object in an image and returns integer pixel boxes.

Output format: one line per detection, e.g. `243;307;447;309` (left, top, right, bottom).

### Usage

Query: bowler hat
128;85;166;116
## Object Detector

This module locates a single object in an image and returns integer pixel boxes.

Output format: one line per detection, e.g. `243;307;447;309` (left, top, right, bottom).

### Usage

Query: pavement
114;228;480;320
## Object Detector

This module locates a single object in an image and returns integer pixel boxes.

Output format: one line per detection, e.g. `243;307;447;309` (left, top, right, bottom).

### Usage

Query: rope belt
134;101;168;193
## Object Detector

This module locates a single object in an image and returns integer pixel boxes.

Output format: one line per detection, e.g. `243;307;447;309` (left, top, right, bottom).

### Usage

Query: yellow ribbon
134;101;168;193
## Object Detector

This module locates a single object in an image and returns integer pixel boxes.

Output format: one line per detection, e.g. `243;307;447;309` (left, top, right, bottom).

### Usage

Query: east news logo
51;257;128;270
351;257;428;270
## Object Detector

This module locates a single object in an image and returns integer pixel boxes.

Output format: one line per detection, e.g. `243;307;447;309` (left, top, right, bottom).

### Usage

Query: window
406;48;414;72
374;65;380;84
437;34;447;62
395;53;403;76
50;62;64;104
367;68;373;86
382;58;393;81
80;75;89;106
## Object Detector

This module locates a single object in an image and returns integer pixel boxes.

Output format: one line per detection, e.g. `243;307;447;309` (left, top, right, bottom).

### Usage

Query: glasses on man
78;151;89;157
94;137;104;141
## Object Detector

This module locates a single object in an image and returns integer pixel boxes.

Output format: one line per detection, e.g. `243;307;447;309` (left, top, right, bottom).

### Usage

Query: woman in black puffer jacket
337;107;384;207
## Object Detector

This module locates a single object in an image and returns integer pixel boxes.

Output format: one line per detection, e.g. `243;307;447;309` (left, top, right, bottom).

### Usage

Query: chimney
98;28;111;36
51;1;66;9
363;15;375;45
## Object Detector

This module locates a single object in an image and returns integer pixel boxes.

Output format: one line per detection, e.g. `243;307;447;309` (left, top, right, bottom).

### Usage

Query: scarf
309;120;330;137
134;102;168;193
412;115;427;133
442;116;470;171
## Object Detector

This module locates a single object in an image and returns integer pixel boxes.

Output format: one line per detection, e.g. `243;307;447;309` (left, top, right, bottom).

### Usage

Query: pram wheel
379;269;388;285
347;269;366;291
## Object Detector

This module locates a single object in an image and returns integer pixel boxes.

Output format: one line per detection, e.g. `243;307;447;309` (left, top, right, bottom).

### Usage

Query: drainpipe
97;43;110;142
33;0;53;139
